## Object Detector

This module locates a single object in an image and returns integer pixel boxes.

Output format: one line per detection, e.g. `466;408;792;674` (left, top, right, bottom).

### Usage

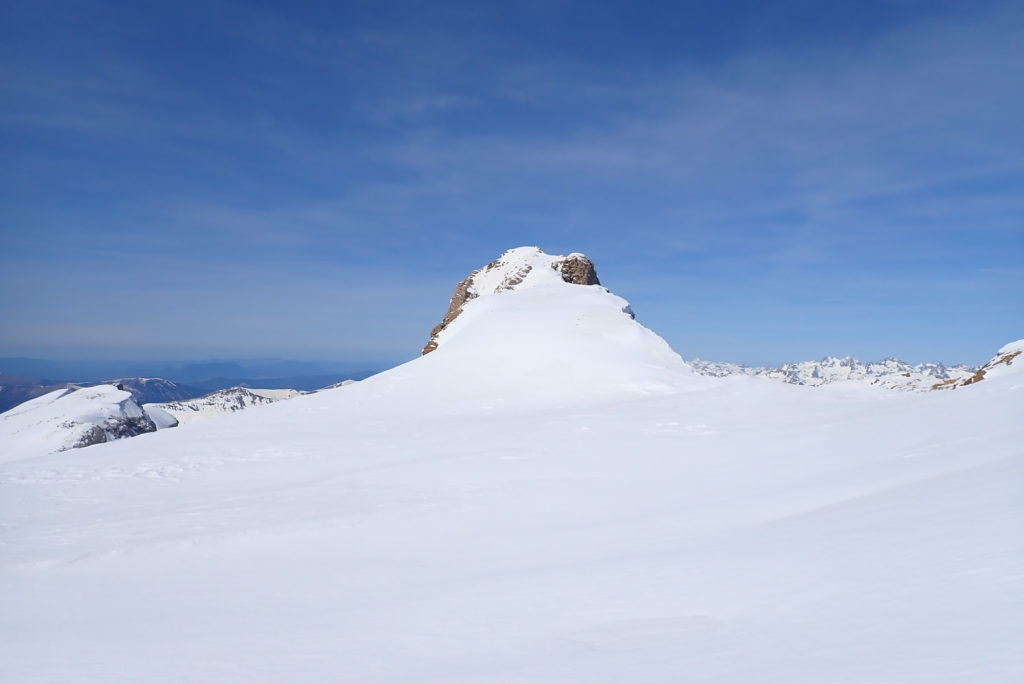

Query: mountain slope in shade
0;249;1021;683
0;385;156;462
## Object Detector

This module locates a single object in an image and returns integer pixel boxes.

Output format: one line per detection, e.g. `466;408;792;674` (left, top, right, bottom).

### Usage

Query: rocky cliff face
422;247;602;355
423;279;476;356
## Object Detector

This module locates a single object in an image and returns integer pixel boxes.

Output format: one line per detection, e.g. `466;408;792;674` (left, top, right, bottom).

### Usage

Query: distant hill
0;374;75;414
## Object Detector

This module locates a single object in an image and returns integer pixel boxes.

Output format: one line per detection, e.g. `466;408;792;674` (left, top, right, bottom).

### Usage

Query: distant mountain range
687;356;977;391
0;358;393;384
147;387;310;427
0;352;991;417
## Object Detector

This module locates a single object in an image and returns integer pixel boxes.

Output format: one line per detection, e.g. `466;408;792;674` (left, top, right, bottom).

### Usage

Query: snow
984;338;1024;383
997;338;1024;355
248;388;306;401
144;404;179;429
0;385;153;461
146;387;306;426
459;245;555;298
1;250;1021;683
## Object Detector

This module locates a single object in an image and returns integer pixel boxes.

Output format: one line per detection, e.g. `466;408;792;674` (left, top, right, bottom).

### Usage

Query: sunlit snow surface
1;263;1022;682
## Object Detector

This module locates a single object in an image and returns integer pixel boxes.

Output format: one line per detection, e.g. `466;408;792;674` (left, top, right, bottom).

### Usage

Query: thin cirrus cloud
0;1;1021;364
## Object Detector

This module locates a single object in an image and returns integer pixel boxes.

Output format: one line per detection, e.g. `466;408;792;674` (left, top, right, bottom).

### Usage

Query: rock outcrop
558;254;600;285
423;278;477;355
422;247;603;355
72;413;159;448
931;341;1022;390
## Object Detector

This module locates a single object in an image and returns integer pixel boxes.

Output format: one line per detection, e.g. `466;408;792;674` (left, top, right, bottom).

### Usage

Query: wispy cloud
1;1;1021;362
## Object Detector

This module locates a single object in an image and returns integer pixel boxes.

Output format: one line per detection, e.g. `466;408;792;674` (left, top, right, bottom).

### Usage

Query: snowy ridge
0;385;157;462
147;387;308;426
689;355;976;391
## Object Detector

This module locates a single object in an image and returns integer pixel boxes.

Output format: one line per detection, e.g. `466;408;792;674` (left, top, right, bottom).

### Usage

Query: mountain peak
422;247;601;355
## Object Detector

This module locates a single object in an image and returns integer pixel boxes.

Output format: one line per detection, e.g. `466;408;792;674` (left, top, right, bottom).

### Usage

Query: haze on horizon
2;0;1022;367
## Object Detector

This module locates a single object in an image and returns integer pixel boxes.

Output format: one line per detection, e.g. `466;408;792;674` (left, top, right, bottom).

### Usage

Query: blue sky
2;0;1022;366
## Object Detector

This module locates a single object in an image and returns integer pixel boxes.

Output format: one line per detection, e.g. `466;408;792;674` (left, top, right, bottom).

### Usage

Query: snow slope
1;250;1021;683
0;384;156;462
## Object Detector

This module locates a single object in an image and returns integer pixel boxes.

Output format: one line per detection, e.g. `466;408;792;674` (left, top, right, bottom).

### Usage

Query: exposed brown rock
557;255;600;285
422;276;477;355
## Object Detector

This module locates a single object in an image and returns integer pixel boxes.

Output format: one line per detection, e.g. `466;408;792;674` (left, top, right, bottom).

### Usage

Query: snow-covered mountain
147;387;308;426
2;247;1021;683
0;385;157;462
689;355;976;390
422;246;605;354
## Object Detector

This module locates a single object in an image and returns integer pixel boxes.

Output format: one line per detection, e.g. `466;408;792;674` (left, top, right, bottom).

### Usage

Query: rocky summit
422;246;601;354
